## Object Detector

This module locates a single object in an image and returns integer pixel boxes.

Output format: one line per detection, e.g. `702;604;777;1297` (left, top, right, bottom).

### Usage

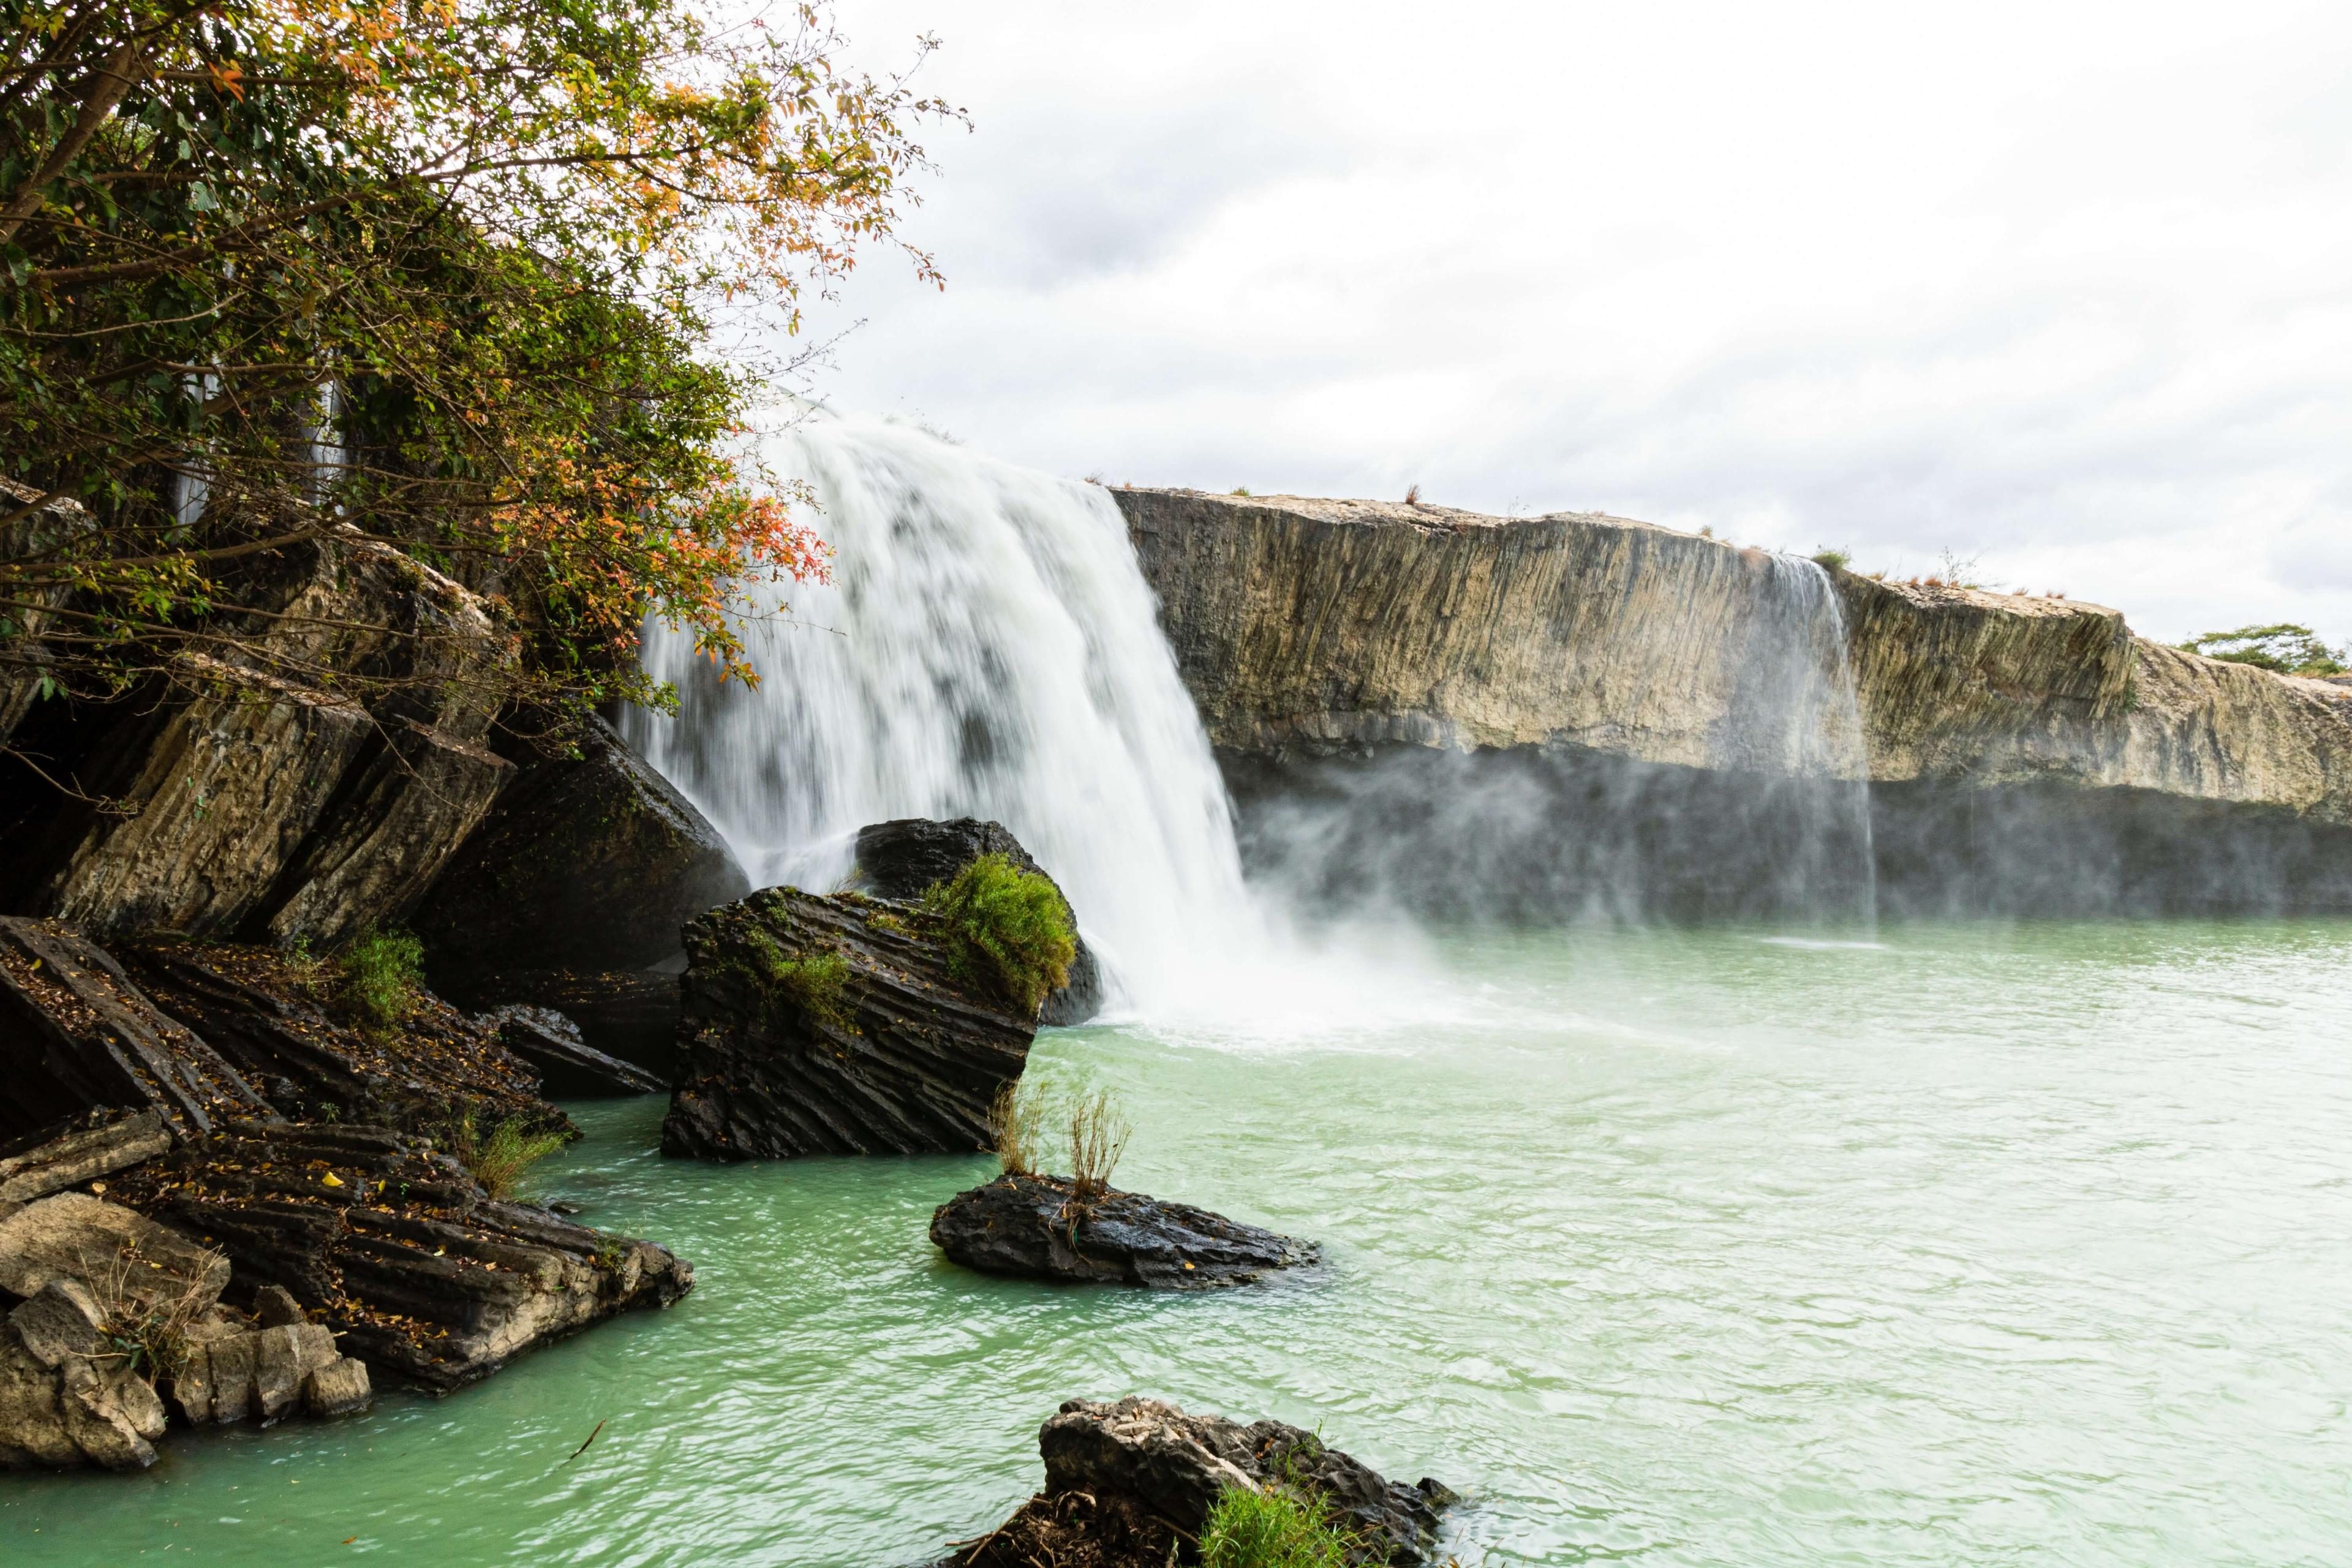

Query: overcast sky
790;1;2352;645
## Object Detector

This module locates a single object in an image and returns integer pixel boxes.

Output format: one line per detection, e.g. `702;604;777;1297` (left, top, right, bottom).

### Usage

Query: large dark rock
851;817;1103;1025
435;967;682;1081
662;887;1035;1159
0;918;275;1143
413;714;750;977
108;1120;691;1391
0;918;570;1147
0;532;513;948
947;1396;1457;1568
480;1005;665;1098
930;1174;1317;1289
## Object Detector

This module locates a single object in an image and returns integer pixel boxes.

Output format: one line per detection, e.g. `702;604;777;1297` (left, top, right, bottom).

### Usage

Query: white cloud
797;0;2352;644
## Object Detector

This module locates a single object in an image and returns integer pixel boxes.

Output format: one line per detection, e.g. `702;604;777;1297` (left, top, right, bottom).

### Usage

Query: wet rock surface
946;1396;1456;1568
434;967;682;1081
0;1109;172;1215
413;714;750;978
663;886;1036;1159
930;1174;1318;1289
852;816;1104;1026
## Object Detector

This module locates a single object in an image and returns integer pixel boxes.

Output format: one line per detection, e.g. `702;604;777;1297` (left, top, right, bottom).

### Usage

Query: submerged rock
946;1395;1456;1567
662;887;1036;1159
930;1174;1317;1289
851;817;1104;1026
481;1005;666;1098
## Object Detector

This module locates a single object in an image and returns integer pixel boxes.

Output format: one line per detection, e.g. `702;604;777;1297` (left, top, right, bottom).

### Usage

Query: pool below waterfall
9;917;2352;1566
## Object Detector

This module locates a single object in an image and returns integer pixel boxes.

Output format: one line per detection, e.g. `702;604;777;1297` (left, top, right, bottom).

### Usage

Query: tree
2177;624;2347;678
0;0;949;754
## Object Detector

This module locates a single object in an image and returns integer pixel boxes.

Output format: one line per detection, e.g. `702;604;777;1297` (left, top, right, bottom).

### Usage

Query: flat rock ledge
942;1395;1456;1568
930;1174;1319;1289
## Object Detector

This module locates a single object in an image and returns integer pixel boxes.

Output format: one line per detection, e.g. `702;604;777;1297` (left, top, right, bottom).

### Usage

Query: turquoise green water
7;919;2352;1566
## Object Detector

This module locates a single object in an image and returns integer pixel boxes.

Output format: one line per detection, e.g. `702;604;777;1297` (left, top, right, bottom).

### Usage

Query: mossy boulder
851;817;1104;1025
661;887;1038;1160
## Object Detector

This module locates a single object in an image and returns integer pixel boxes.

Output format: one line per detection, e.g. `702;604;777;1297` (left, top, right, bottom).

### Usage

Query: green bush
1811;546;1852;573
1200;1485;1358;1568
339;926;424;1034
920;853;1077;1015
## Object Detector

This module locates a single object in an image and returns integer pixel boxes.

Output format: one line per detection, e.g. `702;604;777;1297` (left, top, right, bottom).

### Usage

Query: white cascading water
620;410;1272;1020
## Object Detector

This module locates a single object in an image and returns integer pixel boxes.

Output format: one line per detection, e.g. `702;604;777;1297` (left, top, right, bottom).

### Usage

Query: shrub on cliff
0;0;950;758
921;854;1077;1016
338;926;424;1035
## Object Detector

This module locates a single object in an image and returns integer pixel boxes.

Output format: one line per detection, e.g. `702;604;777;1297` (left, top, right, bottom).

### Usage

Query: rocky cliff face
1117;488;2352;914
0;530;513;948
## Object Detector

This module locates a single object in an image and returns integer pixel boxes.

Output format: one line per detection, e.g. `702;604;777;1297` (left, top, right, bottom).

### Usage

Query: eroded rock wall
1119;488;2352;914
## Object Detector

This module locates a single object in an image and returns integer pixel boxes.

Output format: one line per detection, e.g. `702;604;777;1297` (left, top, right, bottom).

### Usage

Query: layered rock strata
110;1121;689;1390
946;1396;1455;1567
0;917;569;1145
0;530;514;947
1117;488;2352;914
851;816;1104;1026
663;886;1036;1159
930;1174;1319;1288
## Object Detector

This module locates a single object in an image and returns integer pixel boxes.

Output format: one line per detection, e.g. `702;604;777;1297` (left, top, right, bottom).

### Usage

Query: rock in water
108;1121;691;1391
930;1174;1317;1288
946;1396;1457;1567
851;817;1104;1026
662;888;1036;1159
0;1281;170;1470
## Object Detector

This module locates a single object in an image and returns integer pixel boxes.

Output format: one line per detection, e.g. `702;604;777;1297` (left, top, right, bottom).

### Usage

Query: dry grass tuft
989;1080;1046;1177
1068;1087;1133;1201
81;1242;224;1382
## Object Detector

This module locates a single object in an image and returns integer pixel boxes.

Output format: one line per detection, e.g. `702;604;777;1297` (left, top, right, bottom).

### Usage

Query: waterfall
620;410;1262;1017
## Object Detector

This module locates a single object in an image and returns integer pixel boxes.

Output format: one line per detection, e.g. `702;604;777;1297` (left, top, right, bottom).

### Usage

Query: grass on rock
1068;1086;1132;1200
337;925;423;1036
989;1080;1046;1177
443;1115;569;1201
921;853;1076;1016
1200;1484;1359;1568
745;927;854;1031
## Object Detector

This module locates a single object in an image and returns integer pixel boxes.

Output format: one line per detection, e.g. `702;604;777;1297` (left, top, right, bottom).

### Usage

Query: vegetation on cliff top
921;852;1077;1015
2179;624;2347;677
0;0;949;759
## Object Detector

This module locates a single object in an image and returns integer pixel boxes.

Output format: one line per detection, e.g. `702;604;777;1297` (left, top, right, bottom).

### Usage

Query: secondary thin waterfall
620;411;1259;1016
